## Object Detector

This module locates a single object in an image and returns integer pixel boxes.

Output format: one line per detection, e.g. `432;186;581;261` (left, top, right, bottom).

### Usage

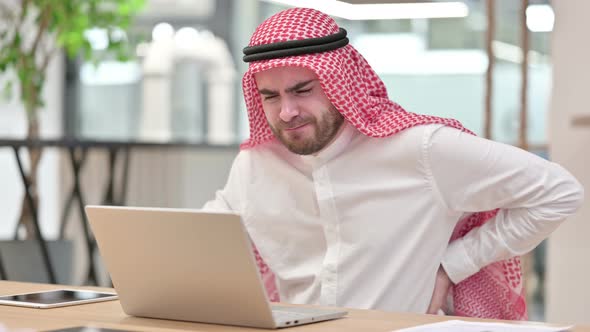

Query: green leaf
12;32;22;49
76;15;90;30
81;39;93;61
118;2;131;16
130;0;146;11
2;81;13;101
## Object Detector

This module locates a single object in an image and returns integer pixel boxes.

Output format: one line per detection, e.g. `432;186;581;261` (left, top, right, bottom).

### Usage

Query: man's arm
424;125;584;284
201;153;245;213
202;190;233;211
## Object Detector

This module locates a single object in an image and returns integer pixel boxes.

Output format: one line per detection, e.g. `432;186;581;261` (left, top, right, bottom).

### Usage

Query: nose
279;97;299;122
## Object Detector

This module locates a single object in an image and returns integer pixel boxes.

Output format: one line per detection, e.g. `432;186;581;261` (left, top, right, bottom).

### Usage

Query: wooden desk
0;281;587;331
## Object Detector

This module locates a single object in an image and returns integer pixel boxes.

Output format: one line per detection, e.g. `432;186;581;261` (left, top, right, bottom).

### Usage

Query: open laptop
85;205;347;329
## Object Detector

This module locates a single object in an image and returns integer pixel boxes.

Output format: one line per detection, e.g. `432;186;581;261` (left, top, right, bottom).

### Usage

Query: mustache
280;117;315;130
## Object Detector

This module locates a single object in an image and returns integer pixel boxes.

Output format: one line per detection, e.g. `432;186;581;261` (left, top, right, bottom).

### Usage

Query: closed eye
296;88;312;95
263;94;278;101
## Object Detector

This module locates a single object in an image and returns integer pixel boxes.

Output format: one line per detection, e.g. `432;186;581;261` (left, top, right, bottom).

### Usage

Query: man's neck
312;121;348;157
299;121;355;166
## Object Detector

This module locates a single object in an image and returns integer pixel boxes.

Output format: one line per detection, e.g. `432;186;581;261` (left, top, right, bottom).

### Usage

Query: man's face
254;66;344;155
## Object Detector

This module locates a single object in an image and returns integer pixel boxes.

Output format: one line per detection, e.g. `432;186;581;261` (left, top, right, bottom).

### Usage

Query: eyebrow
258;79;316;95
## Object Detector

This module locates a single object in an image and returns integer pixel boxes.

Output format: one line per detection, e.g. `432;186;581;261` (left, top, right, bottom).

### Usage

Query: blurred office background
0;0;588;325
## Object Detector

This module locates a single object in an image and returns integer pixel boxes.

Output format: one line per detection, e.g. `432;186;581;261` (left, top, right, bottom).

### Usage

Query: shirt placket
312;163;340;306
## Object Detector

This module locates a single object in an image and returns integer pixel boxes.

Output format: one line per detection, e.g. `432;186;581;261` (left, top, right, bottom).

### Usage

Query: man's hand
427;265;453;315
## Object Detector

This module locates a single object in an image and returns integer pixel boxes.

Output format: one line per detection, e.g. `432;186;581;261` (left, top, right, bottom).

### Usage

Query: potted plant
0;0;144;240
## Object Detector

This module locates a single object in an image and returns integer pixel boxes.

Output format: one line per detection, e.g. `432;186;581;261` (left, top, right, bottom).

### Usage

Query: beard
268;106;345;155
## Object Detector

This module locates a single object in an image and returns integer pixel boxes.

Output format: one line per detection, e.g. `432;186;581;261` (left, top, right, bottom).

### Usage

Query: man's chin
277;137;311;155
284;140;323;155
287;147;316;155
272;127;321;155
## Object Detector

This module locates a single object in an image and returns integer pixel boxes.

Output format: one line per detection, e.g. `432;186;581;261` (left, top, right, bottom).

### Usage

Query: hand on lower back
427;265;453;314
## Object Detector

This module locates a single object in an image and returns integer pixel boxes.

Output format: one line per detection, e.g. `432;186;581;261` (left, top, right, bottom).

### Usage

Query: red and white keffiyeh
242;7;527;320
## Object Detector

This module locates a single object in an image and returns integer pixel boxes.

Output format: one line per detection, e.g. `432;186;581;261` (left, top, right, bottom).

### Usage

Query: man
203;8;584;319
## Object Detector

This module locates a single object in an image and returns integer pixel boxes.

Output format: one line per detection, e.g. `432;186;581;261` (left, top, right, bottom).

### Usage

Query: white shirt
203;123;583;313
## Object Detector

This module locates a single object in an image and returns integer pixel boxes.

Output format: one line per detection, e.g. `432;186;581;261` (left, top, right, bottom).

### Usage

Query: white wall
546;1;590;325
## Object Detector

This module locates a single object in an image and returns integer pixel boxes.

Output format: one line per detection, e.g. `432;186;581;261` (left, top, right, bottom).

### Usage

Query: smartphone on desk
0;289;118;308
